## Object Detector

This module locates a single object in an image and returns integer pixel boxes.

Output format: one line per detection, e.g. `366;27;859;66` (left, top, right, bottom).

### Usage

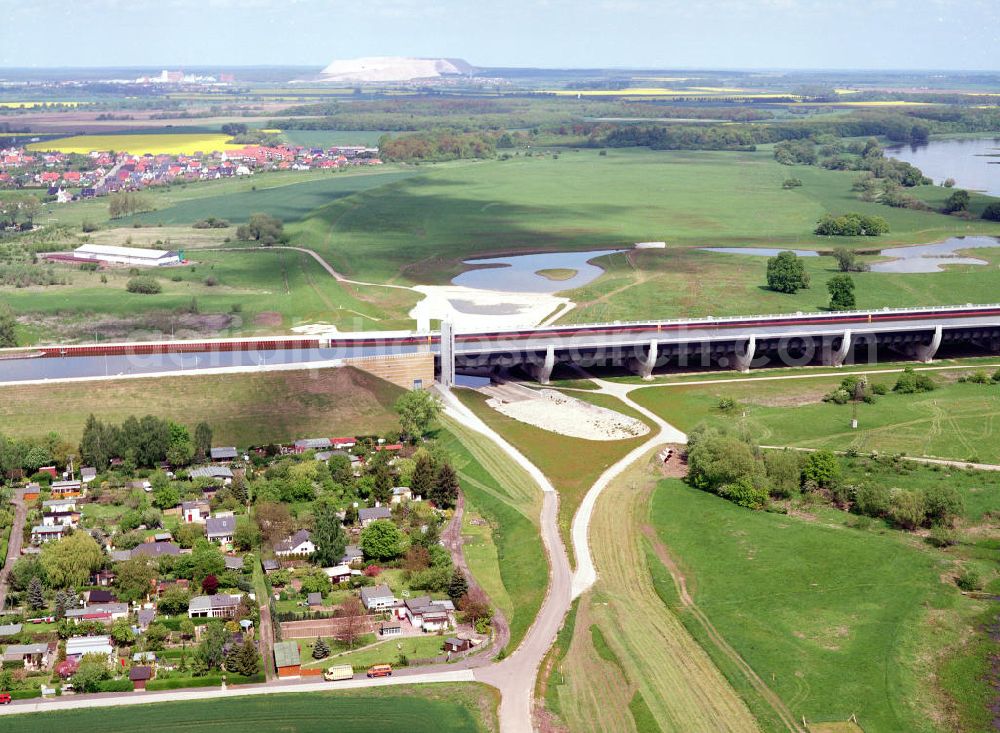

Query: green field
647;478;985;732
0;366;402;446
302;634;448;670
0;685;497;733
631;368;1000;463
438;418;548;653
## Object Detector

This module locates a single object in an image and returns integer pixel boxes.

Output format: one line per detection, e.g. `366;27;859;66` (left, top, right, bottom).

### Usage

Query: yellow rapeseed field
0;101;81;108
27;133;245;155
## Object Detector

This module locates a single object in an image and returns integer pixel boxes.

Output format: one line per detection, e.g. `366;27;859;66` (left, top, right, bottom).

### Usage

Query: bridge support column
733;335;756;373
530;345;556;385
628;340;659;380
439;320;455;387
915;325;942;363
823;330;852;367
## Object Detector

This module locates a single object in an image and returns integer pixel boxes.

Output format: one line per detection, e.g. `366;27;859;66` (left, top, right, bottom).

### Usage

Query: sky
2;0;999;71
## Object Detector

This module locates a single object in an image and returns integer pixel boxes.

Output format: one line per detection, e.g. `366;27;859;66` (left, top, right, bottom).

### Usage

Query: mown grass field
300;634;447;670
647;478;984;732
27;132;246;155
0;685;498;733
453;388;655;563
438;417;548;654
4;247;419;343
552;452;760;733
631;368;1000;463
0;366;402;446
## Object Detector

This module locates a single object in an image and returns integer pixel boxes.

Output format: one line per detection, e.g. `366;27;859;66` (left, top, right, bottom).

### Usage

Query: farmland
630;367;1000;463
0;365;402;446
646;478;988;732
27;132;246;155
0;685;498;733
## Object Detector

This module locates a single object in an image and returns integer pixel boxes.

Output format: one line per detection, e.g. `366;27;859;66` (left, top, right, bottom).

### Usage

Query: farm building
69;244;181;267
273;641;302;678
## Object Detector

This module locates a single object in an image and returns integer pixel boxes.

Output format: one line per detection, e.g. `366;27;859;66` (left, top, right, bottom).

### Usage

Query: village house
65;635;115;662
359;506;392;527
391;486;413;504
210;446;238;462
83;589;117;607
130;541;181;560
80;467;97;483
188;466;233;484
340;544;364;565
49;479;83;498
129;665;153;689
403;596;456;632
187;594;242;619
292;438;332;453
274;529;315;557
206;514;237;545
31;524;66;544
2;643;52;671
182;499;210;523
65;603;129;624
273;640;301;678
359;584;395;612
323;564;352;584
41;498;80;528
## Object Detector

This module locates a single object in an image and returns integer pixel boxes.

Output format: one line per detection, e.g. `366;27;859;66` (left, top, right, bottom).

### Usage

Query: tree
311;500;347;567
235;213;285;245
983;202;1000;222
189;540;226;584
27;576;45;610
827;274;856;310
447;570;469;603
802;450;841;489
360;519;406;561
766;251;810;294
893;366;936;394
430;462;459;509
202;574;219;596
41;531;104;588
144;623;168;651
151;482;179;511
335;597;366;649
312;637;330;660
255;502;292;546
114;557;157;604
409;452;436;499
394;389;441;440
299;567;330;595
233;517;261;552
179;618;196;639
9;555;46;592
718;476;769;510
328;453;354;485
166;422;195;467
924;484;964;527
686;427;764;493
234;638;260;676
194;422;213;460
194;620;227;673
763;450;802;498
0;303;16;348
943;189;970;214
111;616;136;646
832;248;868;273
72;653;111;692
458;588;492;625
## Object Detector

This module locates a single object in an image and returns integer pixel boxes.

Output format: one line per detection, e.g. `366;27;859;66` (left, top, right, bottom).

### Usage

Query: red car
0;693;12;705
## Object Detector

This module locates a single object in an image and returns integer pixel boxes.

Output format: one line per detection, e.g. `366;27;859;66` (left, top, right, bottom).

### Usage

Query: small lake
700;236;1000;273
452;249;624;293
886;137;1000;196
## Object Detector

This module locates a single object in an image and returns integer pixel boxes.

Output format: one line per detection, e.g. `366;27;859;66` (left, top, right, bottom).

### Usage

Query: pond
700;237;1000;273
452;249;625;293
886;137;1000;196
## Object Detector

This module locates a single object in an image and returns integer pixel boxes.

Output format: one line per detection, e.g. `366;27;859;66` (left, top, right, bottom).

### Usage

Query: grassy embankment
452;387;656;564
0;685;498;733
438;416;548;654
0;366;402;446
647;477;995;732
631;367;1000;463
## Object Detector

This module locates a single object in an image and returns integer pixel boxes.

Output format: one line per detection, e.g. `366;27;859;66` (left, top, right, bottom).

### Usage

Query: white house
359;506;392;527
182;500;210;524
390;486;413;504
31;524;66;544
404;597;455;632
274;529;315;557
188;594;242;619
41;499;80;528
323;564;352;584
206;514;237;545
66;635;115;662
359;584;395;612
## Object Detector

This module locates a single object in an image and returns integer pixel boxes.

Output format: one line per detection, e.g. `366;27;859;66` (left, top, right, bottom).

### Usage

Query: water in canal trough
452;249;625;293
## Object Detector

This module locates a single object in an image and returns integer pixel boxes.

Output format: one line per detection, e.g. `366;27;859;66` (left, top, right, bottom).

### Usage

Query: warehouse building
71;243;182;267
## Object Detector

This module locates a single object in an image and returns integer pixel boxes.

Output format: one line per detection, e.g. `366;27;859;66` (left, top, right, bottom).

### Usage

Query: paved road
0;488;28;612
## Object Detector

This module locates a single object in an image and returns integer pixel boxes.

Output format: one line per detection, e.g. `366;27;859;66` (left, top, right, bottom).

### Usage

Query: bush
852;482;891;518
203;276;218;287
927;525;956;548
96;679;133;692
924;484;964;527
815;212;889;236
717;476;769;509
871;382;888;395
955;568;982;592
126;276;162;295
802;450;841;489
982;202;1000;221
893;366;936;394
763;450;802;498
889;489;926;530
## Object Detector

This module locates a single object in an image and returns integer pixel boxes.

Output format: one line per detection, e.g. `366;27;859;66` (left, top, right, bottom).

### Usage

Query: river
886;137;1000;196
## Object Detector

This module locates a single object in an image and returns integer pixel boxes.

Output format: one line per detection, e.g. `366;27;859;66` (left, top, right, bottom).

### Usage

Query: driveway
0;488;28;612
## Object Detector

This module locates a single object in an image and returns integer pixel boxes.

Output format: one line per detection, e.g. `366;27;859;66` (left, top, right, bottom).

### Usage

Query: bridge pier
627;340;659;380
732;335;756;373
915;325;943;363
822;330;852;367
530;345;556;385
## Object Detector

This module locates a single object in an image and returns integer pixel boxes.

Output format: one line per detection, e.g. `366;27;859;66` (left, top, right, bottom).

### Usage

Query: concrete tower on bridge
440;320;456;387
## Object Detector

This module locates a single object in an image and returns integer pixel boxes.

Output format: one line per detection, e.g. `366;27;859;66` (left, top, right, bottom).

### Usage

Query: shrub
955;568;982;591
782;178;803;189
764;450;802;499
893;366;936;394
814;212;889;237
871;382;888;395
203;276;218;287
96;678;133;692
982;202;1000;221
802;450;841;489
924;484;964;527
718;475;769;509
126;276;162;294
852;482;891;518
888;489;926;530
927;525;956;548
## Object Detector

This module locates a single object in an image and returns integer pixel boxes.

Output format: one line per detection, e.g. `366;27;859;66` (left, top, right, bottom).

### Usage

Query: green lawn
632;370;1000;463
0;685;497;733
302;634;449;671
648;479;979;733
438;418;548;654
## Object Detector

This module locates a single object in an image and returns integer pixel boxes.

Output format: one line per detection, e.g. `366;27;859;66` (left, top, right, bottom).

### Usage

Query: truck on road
323;665;354;682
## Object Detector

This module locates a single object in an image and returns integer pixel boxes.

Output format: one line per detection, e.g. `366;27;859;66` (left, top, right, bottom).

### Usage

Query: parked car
366;664;392;678
0;693;12;705
323;664;353;682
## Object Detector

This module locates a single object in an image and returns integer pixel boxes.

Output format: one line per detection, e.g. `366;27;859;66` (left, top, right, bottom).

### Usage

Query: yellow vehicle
324;664;354;682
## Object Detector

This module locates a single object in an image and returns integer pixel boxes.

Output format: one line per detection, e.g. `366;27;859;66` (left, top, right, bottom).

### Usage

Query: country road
0;488;28;612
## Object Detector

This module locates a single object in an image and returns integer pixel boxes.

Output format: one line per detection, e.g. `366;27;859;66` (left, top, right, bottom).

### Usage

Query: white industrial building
72;243;181;267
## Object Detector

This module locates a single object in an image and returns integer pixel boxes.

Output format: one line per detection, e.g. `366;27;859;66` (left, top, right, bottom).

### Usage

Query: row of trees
814;212;890;237
235;213;286;245
108;191;152;219
378;131;497;162
80;413;213;469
